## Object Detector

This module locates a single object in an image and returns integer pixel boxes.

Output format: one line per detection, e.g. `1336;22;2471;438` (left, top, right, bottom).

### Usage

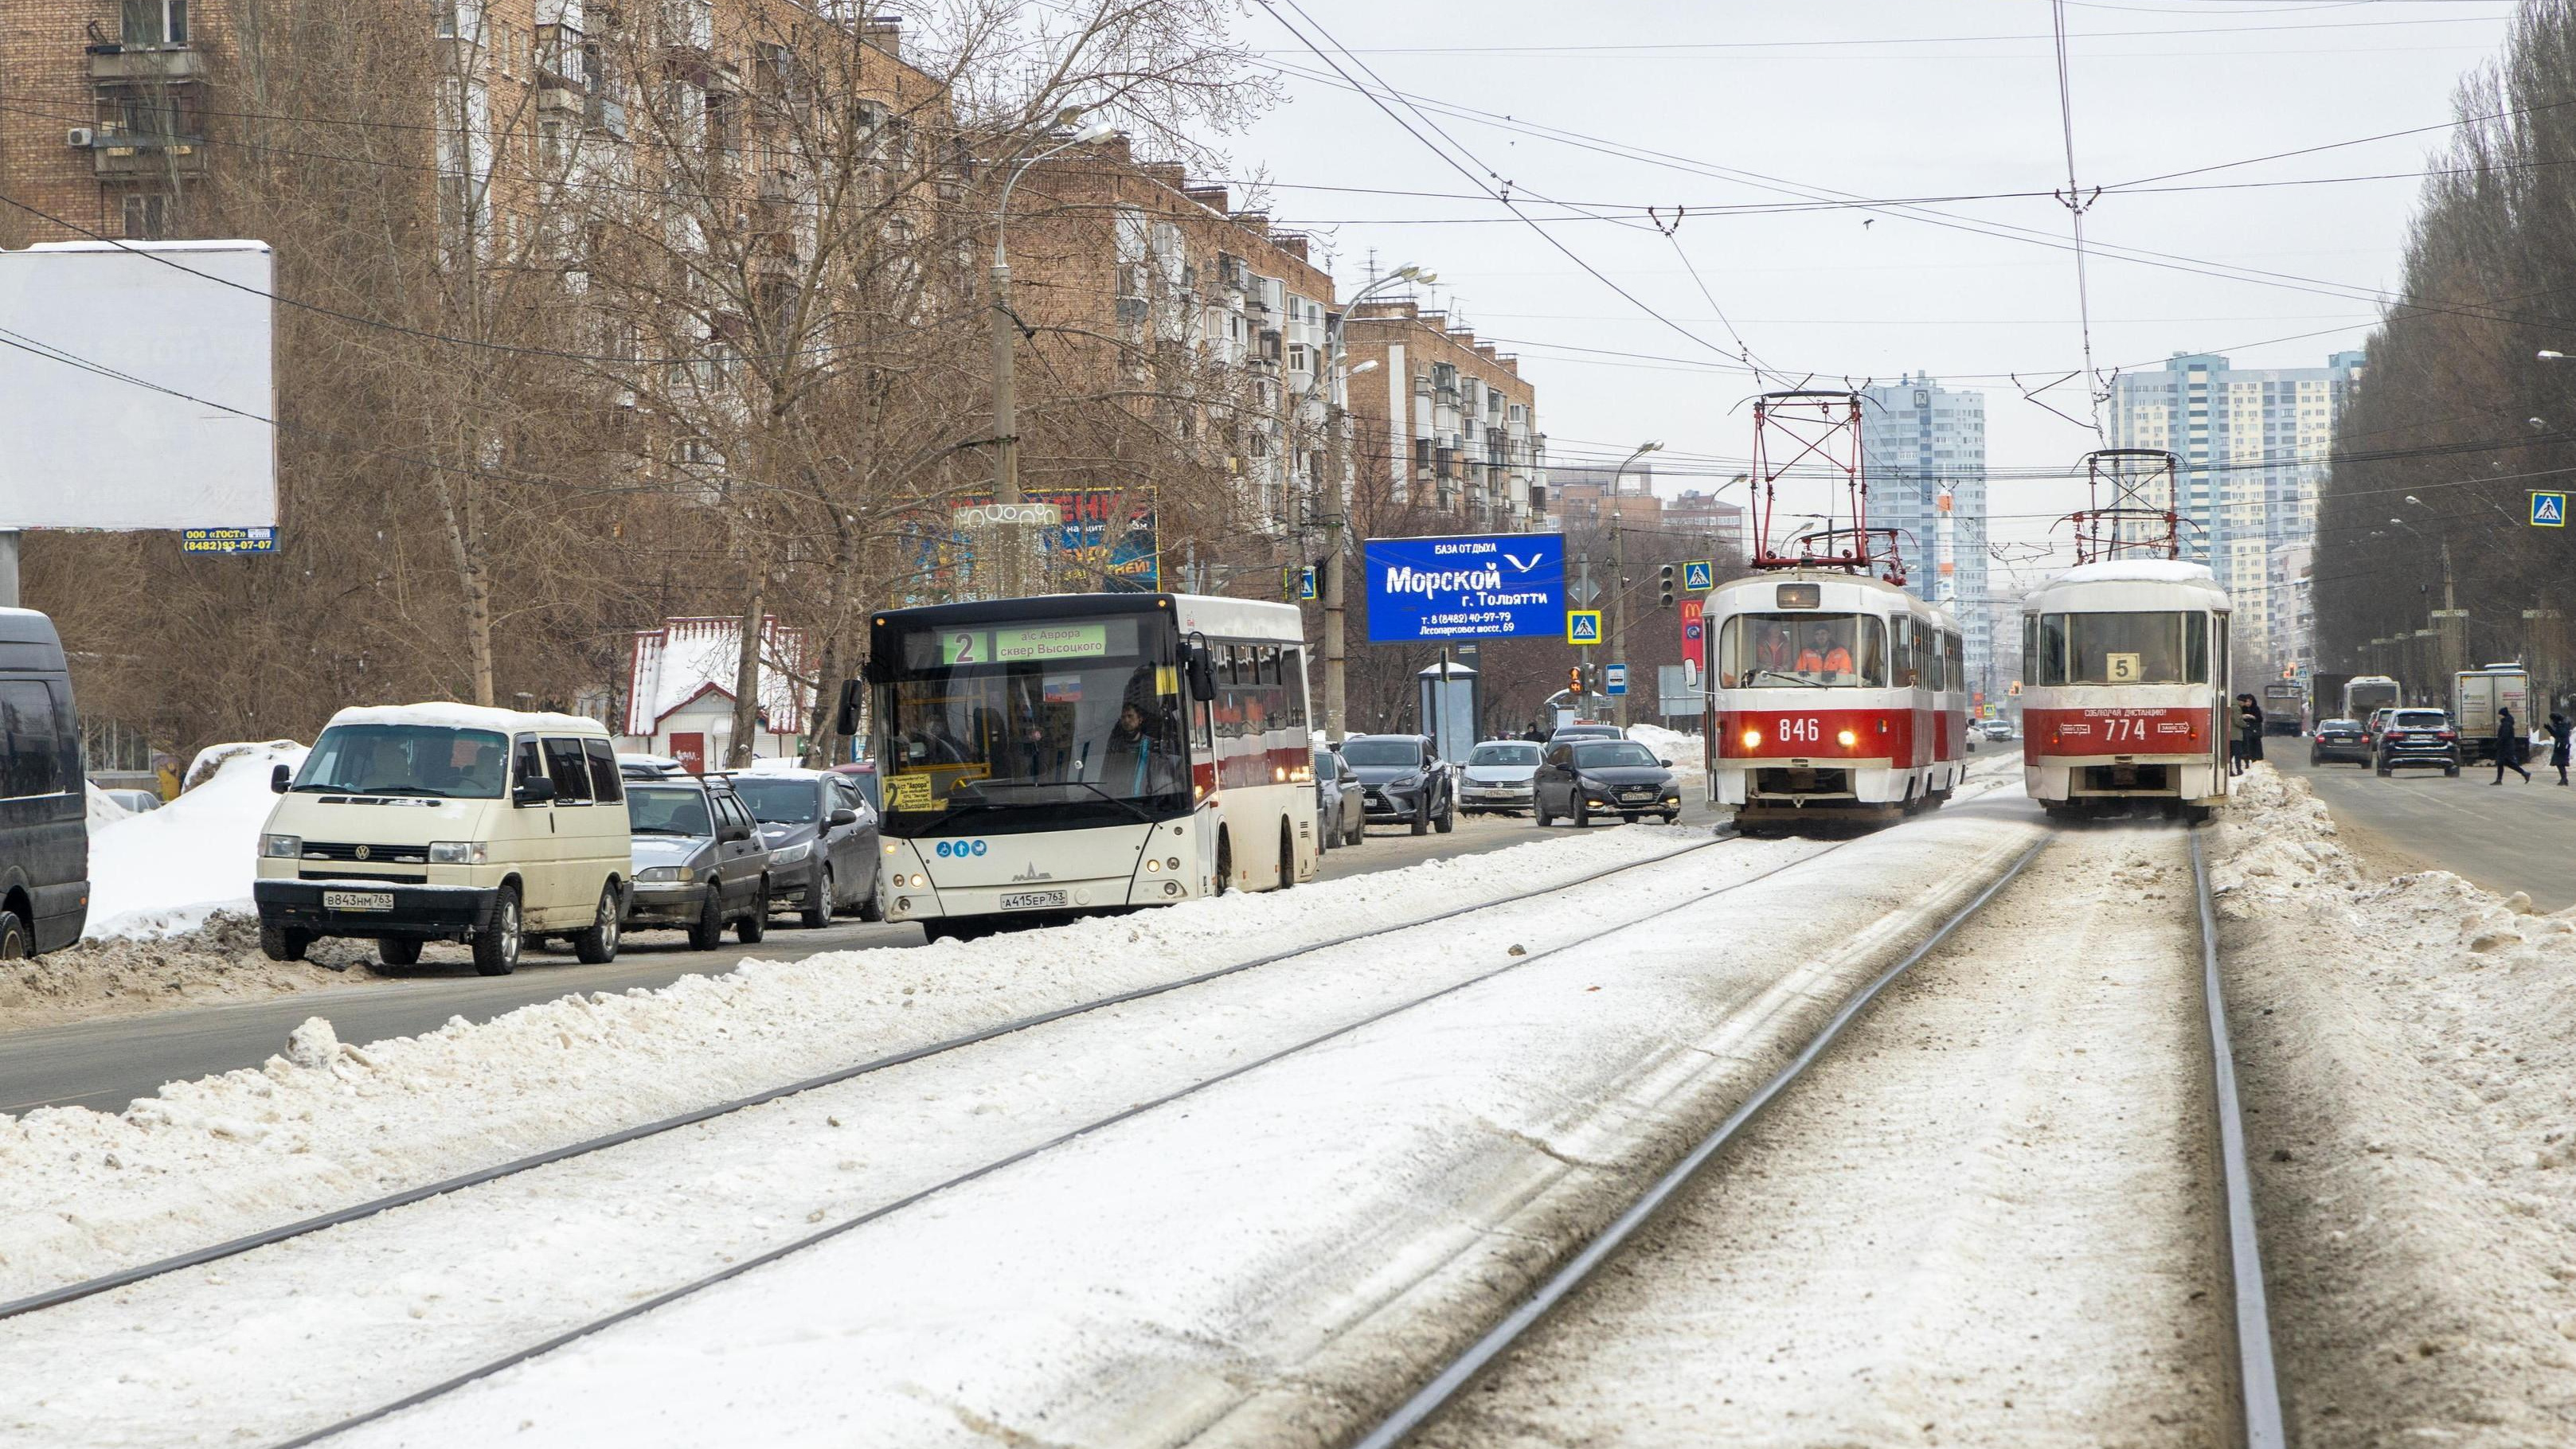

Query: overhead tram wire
2050;0;2110;439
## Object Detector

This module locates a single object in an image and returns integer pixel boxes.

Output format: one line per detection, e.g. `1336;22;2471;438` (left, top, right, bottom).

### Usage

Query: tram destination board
1364;533;1566;642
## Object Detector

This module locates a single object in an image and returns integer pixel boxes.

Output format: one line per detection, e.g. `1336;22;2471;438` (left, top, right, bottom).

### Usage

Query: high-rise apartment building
1859;375;1994;698
2105;351;2363;684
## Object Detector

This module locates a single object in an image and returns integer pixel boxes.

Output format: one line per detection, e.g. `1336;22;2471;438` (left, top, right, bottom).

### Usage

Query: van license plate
323;890;394;912
999;890;1067;911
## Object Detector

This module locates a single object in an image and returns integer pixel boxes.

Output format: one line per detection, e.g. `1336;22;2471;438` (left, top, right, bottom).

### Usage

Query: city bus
864;592;1319;939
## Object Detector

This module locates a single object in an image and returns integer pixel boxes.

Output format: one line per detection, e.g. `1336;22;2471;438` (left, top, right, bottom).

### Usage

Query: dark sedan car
1339;733;1456;835
2310;717;2369;767
2375;708;2462;777
732;769;884;928
622;772;774;949
1534;739;1682;826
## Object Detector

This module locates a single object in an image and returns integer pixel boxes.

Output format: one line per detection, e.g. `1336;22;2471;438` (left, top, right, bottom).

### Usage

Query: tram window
2037;614;2069;685
2053;612;2204;685
1948;631;1964;689
2023;614;2041;683
1718;613;1886;687
1891;618;1916;685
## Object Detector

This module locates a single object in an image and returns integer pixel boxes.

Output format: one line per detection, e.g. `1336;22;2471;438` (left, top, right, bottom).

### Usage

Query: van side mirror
1186;644;1217;702
514;775;557;807
835;678;863;738
271;764;291;795
828;807;858;827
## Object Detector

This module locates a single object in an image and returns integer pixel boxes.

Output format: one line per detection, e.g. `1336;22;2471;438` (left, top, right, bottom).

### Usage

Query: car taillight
2437;730;2456;740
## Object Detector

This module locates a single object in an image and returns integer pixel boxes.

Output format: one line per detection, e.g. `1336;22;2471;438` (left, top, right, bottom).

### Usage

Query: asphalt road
2273;749;2576;910
1;795;1722;1117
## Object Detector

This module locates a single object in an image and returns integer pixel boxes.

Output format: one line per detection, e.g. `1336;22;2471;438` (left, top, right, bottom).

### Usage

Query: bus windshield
1716;613;1888;688
873;612;1188;834
292;724;509;798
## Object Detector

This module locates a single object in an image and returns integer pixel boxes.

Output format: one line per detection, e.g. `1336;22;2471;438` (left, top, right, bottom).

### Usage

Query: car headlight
260;833;303;859
427;841;487;865
636;866;690;882
768;841;812;865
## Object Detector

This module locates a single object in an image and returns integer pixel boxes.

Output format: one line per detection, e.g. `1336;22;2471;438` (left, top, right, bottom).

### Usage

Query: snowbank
1624;722;1705;775
2212;764;2576;1440
86;741;305;939
80;783;131;833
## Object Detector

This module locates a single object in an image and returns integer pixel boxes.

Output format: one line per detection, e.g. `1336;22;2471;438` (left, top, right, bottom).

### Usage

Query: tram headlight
1740;728;1762;749
1837;728;1857;748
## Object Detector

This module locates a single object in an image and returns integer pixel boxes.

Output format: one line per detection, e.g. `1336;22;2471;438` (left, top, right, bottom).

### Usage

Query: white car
1460;740;1542;815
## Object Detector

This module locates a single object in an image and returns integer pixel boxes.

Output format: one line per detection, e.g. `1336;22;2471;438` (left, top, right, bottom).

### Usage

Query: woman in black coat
2551;712;2571;787
2496;706;2534;784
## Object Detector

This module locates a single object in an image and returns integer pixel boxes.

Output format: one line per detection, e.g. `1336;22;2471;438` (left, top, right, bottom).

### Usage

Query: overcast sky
1210;0;2519;594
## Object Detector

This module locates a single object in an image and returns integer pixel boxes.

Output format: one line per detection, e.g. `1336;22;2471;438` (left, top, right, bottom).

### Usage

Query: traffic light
1569;666;1585;697
1657;564;1676;608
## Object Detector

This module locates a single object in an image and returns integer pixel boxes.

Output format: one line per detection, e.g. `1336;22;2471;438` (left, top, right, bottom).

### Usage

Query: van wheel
1346;814;1364;848
801;869;833;929
377;936;422;967
737;879;769;943
574;883;622;964
472;885;522;976
687;892;724;951
258;922;307;963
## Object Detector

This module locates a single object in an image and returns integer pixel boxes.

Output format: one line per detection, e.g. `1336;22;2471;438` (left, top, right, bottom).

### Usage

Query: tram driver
1796;622;1855;682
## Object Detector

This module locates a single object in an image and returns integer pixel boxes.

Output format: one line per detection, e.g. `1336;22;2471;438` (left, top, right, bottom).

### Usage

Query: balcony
89;45;205;83
87;131;207;178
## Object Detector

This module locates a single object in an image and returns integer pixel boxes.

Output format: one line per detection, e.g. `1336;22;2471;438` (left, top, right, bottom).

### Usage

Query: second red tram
1704;570;1970;831
2018;560;2232;820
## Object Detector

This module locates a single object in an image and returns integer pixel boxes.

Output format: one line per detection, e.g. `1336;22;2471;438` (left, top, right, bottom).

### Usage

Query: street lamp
987;113;1116;596
1309;264;1430;743
1608;440;1663;728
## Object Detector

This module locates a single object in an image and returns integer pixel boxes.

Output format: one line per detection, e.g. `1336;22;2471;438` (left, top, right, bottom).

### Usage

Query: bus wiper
1047;779;1156;825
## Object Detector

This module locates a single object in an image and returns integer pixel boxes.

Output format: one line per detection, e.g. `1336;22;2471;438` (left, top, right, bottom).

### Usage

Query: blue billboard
1364;533;1566;642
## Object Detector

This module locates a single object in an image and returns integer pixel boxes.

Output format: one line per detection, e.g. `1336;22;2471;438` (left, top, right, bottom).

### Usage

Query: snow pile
2212;763;2576;1439
81;783;131;832
86;740;306;939
0;911;370;1032
0;821;1714;1299
1625;722;1706;776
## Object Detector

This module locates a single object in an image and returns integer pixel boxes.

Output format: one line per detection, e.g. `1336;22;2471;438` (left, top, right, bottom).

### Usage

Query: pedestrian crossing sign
1566;610;1602;644
1682;559;1714;592
2534;491;2567;528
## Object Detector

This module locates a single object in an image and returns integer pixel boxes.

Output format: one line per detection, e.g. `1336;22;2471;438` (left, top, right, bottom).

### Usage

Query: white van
252;704;631;974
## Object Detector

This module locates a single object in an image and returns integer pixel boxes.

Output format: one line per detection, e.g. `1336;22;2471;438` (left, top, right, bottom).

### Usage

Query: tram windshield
2029;611;2209;685
872;612;1190;834
1716;614;1888;688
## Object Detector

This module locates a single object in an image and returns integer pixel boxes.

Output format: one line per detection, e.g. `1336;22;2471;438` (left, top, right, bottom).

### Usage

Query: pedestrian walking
2495;705;2535;784
2231;693;2264;775
2551;713;2571;787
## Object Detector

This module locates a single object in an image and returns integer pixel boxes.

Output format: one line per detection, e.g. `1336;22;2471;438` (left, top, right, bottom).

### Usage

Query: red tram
1702;392;1968;832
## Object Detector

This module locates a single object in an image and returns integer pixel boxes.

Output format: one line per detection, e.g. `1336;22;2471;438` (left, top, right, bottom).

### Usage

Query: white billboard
0;241;276;530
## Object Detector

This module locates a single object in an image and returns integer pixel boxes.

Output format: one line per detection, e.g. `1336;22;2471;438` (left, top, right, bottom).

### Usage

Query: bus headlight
1145;857;1161;873
1836;729;1857;748
1740;729;1762;749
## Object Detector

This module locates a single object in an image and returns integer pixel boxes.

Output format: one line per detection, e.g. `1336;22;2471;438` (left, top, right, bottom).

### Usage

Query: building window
122;193;170;240
123;0;186;45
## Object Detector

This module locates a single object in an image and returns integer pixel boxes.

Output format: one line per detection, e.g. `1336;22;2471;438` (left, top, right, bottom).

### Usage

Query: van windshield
293;724;508;799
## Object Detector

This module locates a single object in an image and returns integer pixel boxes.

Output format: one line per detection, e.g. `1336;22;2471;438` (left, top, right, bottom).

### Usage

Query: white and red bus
1704;570;1969;832
866;592;1319;940
2018;560;2232;820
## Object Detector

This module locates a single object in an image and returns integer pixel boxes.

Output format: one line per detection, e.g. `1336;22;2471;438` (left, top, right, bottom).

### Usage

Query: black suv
2375;708;2462;777
1338;734;1457;835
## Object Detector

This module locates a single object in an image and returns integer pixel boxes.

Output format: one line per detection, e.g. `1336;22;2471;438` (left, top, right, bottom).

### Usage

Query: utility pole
1608;440;1662;728
1577;549;1593;713
1314;264;1428;741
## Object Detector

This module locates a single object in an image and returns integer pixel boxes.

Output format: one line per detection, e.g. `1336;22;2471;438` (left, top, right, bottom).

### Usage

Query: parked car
828;759;883;814
1338;733;1456;835
621;767;775;949
1978;718;2015;742
1534;738;1683;826
1547;724;1623;746
2310;717;2370;767
255;705;631;974
0;610;87;957
2375;707;2462;777
1312;747;1364;849
732;767;883;928
102;787;162;814
1460;740;1542;816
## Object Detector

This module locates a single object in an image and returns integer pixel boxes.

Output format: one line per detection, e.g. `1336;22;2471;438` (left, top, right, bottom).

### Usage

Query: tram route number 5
2105;651;2142;683
1775;717;1821;744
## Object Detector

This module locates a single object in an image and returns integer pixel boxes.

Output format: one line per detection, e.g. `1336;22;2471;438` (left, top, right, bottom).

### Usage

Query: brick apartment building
1341;299;1544;529
0;0;228;244
1003;138;1341;537
1546;463;1663;535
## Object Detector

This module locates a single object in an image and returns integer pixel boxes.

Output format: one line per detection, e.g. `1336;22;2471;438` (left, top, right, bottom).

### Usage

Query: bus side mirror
835;678;863;737
271;764;290;794
1186;645;1217;702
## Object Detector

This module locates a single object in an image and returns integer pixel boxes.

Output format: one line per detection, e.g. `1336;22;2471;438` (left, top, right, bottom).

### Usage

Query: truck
2342;674;2400;724
2261;682;2305;735
2453;663;2531;761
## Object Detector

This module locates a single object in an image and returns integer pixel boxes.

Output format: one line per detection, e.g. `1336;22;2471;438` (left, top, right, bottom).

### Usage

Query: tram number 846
1776;717;1822;744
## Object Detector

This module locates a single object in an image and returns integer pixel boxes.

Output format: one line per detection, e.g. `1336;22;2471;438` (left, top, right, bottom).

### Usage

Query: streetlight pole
1313;264;1430;742
990;115;1113;597
1609;439;1662;728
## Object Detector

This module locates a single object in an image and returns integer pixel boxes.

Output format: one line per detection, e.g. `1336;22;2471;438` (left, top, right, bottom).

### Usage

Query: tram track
1358;820;2285;1449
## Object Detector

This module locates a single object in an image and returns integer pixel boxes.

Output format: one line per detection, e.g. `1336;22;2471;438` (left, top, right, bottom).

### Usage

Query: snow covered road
1410;821;2232;1448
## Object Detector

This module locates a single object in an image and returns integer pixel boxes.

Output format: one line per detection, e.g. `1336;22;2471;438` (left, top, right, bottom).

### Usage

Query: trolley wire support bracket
1745;389;1909;586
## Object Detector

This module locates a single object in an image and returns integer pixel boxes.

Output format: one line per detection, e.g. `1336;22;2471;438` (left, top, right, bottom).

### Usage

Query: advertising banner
1363;533;1566;642
904;486;1158;601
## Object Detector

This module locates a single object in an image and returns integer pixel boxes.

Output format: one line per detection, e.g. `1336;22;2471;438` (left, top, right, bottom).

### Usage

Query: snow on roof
328;702;607;736
2052;560;2218;586
624;616;809;736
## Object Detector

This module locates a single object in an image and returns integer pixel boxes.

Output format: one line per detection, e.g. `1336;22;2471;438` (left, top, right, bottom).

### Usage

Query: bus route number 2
1776;717;1821;744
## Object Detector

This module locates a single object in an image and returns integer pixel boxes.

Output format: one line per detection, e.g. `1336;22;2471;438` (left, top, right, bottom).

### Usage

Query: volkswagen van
252;705;631;974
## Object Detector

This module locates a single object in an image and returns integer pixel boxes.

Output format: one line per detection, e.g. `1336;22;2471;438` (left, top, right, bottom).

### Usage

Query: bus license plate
999;890;1067;911
323;890;394;912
